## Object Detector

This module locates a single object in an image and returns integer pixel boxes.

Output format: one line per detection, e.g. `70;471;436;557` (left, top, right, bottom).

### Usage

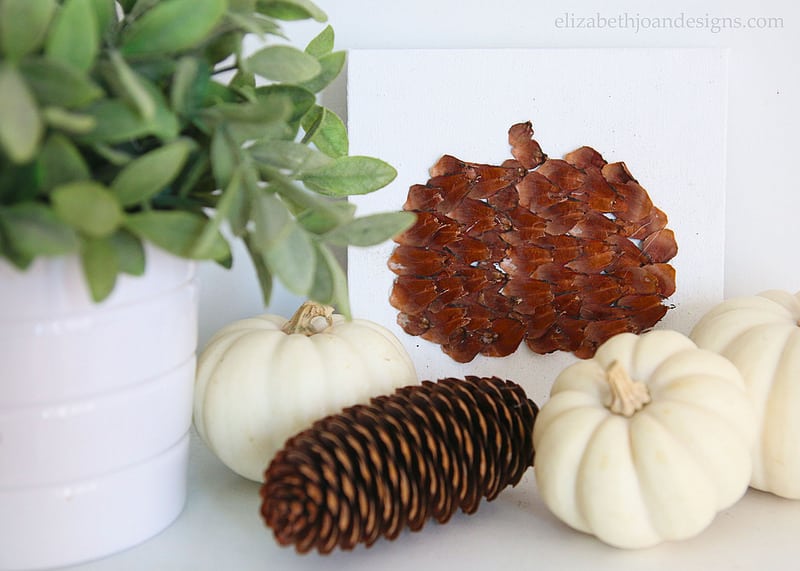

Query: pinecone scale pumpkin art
389;122;678;362
260;377;539;553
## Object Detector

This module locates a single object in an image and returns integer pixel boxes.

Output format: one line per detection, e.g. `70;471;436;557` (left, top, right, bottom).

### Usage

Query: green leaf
210;96;292;123
227;165;256;235
249;140;331;173
246;45;321;83
204;30;241;65
120;0;227;57
250;185;315;295
243;232;273;305
265;218;315;295
0;159;38;204
51;181;123;238
297;199;354;234
80;100;148;142
0;64;43;164
192;169;241;259
210;129;237;187
225;11;280;39
251;189;290;252
0;213;33;269
110;139;194;206
88;0;115;33
0;202;79;258
36;134;90;192
80;236;118;302
170;57;199;114
256;0;326;22
229;0;255;12
20;58;104;108
298;50;344;93
315;242;349;317
256;85;315;124
42;107;96;134
305;24;333;58
118;0;137;12
80;98;179;143
125;210;230;261
192;169;242;259
301;105;348;158
0;0;56;61
324;211;416;247
92;143;134;166
109;229;145;275
45;0;99;71
300;156;397;197
230;70;256;91
109;51;156;120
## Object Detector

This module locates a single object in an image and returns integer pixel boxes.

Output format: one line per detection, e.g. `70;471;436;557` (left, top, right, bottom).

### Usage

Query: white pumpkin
533;330;755;549
194;302;419;482
690;289;800;498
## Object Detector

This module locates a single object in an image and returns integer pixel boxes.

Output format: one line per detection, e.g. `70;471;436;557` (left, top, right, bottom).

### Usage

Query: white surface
61;431;800;571
347;48;727;401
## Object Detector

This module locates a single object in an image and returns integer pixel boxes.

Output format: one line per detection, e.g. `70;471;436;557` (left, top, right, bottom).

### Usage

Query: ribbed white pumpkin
533;330;755;549
690;289;800;498
194;302;418;481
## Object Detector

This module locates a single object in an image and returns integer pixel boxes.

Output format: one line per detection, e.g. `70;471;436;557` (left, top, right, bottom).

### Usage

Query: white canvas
347;48;728;402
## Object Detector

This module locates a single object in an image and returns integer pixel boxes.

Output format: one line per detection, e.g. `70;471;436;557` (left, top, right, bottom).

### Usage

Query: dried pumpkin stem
605;360;651;417
281;301;334;336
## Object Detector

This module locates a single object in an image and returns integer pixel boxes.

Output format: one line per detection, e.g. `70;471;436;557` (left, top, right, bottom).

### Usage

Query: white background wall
197;0;799;346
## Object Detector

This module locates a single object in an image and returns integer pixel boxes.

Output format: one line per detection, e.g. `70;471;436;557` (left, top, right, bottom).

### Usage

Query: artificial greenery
0;0;413;316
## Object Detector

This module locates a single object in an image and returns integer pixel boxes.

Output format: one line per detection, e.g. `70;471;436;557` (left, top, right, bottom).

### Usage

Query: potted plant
0;0;411;568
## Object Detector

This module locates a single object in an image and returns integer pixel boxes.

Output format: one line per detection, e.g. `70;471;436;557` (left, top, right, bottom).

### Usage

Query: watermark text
554;12;784;34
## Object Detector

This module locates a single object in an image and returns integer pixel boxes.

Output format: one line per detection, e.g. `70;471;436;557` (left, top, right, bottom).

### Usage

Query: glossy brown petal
644;263;676;297
564;146;606;170
517;171;565;210
480;318;526;357
448;198;498;235
429;155;467;178
611;181;653;222
537;159;586;191
404;184;444;211
446;237;491;265
601;161;636;184
388;246;448;276
642;228;678;263
396;211;449;247
390;276;439;313
508;121;546;169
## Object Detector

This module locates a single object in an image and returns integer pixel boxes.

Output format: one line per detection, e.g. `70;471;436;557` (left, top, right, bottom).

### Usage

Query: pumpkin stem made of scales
281;301;335;336
260;376;539;554
605;360;651;417
388;121;678;362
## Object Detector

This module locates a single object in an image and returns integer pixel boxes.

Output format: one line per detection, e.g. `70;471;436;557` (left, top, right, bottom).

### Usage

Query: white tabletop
66;430;800;571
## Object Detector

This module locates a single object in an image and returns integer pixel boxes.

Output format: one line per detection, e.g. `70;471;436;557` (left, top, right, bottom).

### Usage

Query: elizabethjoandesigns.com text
554;12;784;34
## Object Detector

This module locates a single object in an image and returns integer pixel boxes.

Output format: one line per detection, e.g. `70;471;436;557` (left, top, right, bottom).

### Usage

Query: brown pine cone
260;377;538;554
389;121;677;362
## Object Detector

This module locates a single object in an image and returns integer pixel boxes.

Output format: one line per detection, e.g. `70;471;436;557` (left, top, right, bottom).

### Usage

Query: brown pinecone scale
389;122;678;362
260;377;538;553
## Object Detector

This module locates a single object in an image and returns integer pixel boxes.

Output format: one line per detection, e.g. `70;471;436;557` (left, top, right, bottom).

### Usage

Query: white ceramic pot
0;246;198;570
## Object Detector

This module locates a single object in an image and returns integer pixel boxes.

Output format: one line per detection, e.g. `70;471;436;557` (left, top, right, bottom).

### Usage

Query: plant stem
605;360;651;417
281;301;334;336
